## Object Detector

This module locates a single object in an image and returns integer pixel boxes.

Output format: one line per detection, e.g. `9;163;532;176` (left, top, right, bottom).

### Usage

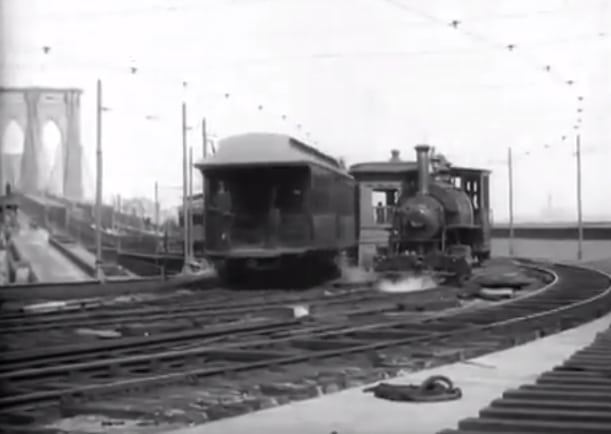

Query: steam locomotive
373;145;491;283
196;133;490;284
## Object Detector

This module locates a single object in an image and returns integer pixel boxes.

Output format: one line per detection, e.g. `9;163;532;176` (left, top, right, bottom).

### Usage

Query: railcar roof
450;166;491;175
349;161;490;175
195;133;351;177
349;161;419;174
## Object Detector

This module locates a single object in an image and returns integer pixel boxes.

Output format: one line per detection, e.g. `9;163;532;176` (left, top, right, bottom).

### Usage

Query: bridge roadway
11;215;91;282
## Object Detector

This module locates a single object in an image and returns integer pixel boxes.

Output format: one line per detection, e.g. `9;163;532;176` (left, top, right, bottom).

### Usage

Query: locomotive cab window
371;189;397;225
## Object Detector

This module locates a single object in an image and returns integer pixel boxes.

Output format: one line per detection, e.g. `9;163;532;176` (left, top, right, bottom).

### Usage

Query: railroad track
0;287;470;372
0;260;609;433
0;283;429;333
0;261;546;345
439;315;611;433
0;282;463;352
0;278;386;327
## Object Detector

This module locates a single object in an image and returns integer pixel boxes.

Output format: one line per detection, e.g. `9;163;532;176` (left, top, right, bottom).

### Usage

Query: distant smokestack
415;144;431;195
390;149;401;162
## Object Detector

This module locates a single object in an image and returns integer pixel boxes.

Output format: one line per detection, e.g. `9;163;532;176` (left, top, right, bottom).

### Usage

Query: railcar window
335;177;353;216
276;182;305;213
310;170;332;213
482;175;490;209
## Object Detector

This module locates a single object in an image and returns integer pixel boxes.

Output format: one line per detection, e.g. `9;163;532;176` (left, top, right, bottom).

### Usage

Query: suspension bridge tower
0;87;84;199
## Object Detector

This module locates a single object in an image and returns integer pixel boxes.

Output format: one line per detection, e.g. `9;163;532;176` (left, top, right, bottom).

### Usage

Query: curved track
0;260;609;432
439;266;611;434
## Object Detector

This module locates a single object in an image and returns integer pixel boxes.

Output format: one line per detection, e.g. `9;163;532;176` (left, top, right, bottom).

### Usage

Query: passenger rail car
196;133;356;282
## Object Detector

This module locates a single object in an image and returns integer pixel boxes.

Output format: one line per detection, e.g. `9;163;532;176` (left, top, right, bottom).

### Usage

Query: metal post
202;117;207;197
95;79;105;282
181;102;190;272
154;181;159;232
202;117;208;159
0;152;3;198
508;147;515;256
576;133;583;260
188;146;194;259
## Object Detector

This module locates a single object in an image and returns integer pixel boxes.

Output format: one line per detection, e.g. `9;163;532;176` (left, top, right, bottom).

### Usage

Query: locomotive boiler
374;145;491;283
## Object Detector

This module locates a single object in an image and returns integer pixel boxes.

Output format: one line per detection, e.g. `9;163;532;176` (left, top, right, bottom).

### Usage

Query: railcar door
308;167;336;248
203;178;233;253
274;166;311;247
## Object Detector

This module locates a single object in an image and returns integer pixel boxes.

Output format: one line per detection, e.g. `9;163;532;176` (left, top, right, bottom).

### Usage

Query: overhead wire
378;0;606;167
3;48;321;146
5;0;282;21
5;1;607;170
379;0;578;85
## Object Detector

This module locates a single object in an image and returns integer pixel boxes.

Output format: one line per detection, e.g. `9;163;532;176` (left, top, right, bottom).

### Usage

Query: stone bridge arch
0;87;83;199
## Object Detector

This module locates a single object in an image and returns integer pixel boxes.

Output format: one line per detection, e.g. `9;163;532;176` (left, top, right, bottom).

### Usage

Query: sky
1;0;610;221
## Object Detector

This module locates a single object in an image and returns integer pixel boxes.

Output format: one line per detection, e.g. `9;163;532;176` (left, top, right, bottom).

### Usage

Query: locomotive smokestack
415;144;431;195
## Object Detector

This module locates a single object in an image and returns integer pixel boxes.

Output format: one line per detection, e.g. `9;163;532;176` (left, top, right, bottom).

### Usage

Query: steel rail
0;263;548;357
0;283;441;334
0;261;609;413
0;262;549;370
438;264;611;434
0;299;471;373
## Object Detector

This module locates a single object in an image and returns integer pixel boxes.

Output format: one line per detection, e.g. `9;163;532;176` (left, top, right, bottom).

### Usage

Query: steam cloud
377;274;438;293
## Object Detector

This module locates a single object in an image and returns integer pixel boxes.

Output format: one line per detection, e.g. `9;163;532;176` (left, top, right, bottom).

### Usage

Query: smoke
332;253;439;294
339;264;375;283
335;254;375;284
377;274;438;293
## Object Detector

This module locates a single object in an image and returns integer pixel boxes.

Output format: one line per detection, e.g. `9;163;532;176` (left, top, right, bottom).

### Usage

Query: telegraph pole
576;133;583;260
507;147;515;256
201;117;207;195
188;146;194;259
95;78;105;282
181;102;190;272
154;181;159;231
110;195;116;231
202;118;208;159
